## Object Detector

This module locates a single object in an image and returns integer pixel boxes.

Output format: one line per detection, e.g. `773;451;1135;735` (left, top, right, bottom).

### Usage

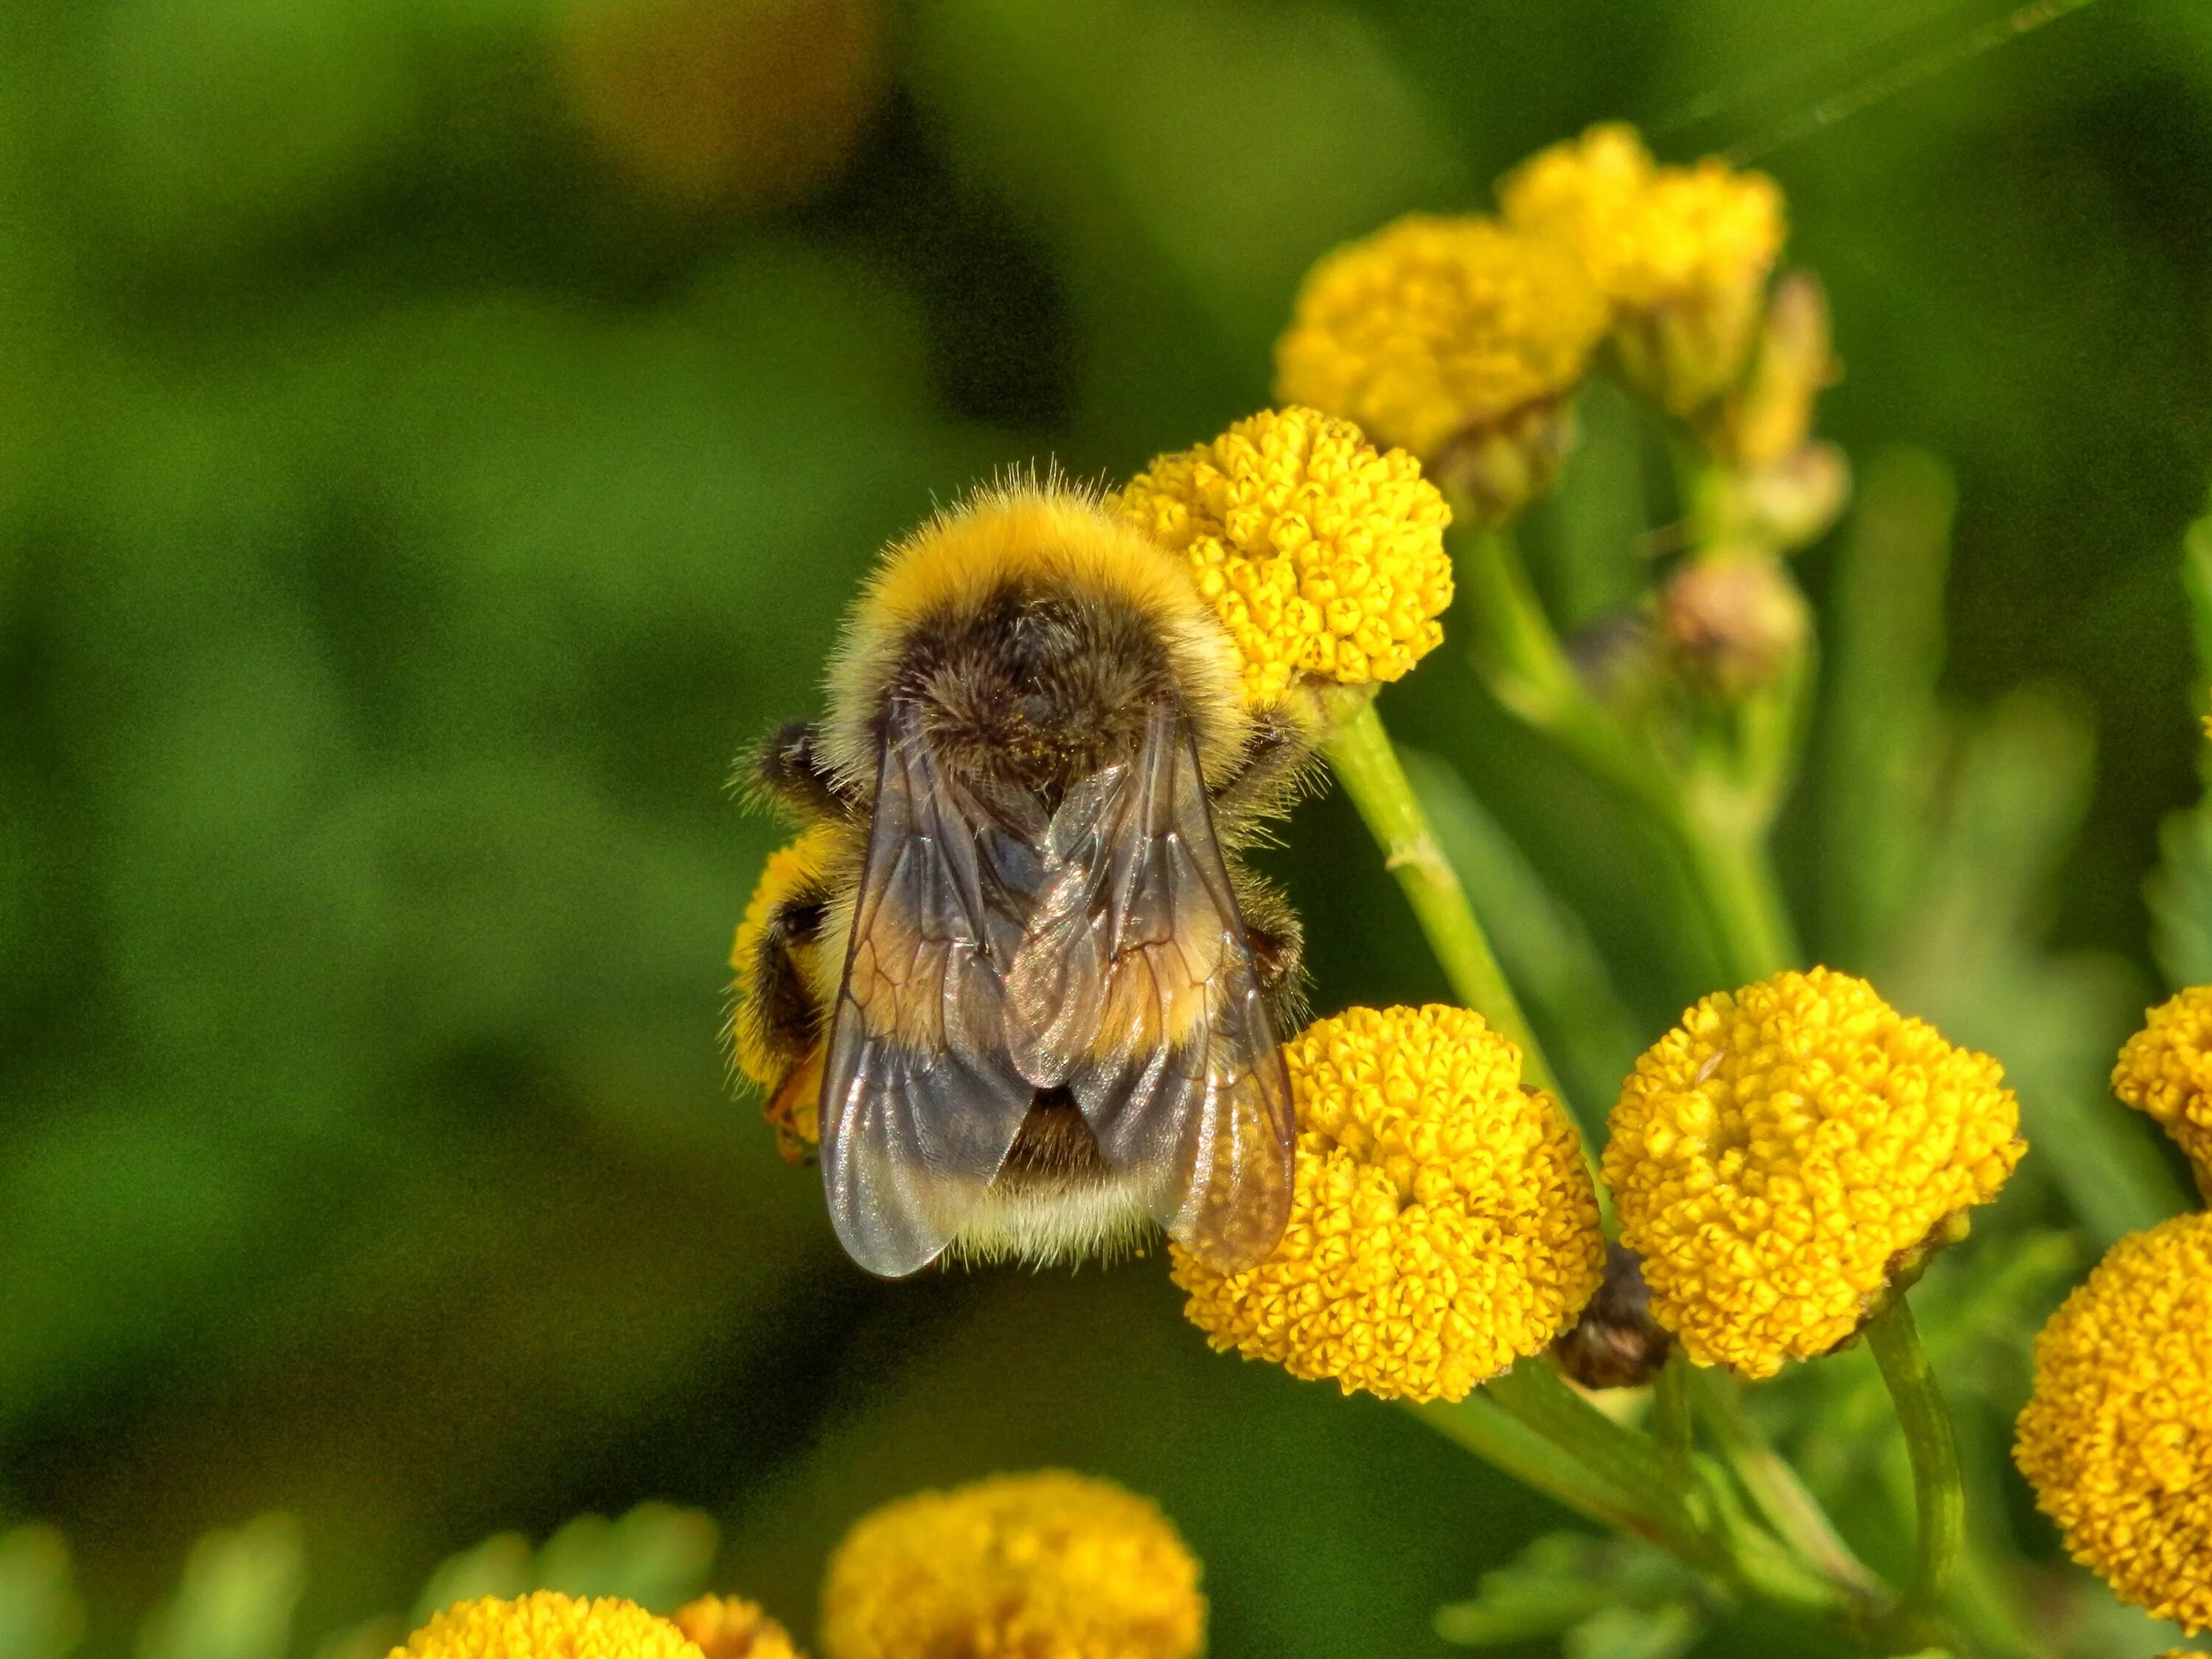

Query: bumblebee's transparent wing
820;700;1037;1278
1013;700;1295;1273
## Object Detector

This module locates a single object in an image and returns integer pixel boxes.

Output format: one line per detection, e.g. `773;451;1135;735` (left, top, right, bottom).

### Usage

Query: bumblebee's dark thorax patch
888;579;1178;809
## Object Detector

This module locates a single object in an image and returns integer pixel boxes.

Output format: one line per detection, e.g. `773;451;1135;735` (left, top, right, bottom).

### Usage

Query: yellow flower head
2015;1211;2212;1635
1172;1005;1606;1402
1273;215;1607;463
818;1472;1203;1659
1604;968;2026;1379
392;1594;700;1659
672;1598;802;1659
1116;407;1454;706
2112;987;2212;1190
1503;123;1786;416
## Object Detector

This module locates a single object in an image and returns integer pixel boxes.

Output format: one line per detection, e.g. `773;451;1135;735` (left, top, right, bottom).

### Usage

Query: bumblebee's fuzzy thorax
822;484;1250;801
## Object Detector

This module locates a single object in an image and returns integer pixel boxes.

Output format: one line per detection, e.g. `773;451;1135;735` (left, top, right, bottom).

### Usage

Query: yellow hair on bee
821;480;1251;795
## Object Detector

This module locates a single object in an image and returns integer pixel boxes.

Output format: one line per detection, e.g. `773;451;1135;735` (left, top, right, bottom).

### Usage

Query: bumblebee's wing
820;700;1040;1278
1010;699;1295;1274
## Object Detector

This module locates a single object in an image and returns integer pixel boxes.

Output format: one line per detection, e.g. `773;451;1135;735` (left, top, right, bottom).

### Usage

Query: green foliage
136;1519;302;1659
2;0;2211;1655
0;1528;85;1659
1436;1534;1716;1655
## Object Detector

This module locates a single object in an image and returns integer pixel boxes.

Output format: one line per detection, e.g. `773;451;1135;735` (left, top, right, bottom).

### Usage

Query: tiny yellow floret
1605;967;2025;1379
672;1597;802;1659
1273;216;1607;462
2015;1211;2212;1635
1115;407;1454;706
392;1593;701;1659
1172;1005;1606;1402
818;1471;1203;1659
1503;123;1785;415
2112;987;2212;1190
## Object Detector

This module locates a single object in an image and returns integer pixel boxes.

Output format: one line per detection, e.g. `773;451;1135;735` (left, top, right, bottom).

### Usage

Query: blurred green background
4;0;2212;1654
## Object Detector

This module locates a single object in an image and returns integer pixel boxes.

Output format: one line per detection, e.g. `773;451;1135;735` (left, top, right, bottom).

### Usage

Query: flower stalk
1450;521;1800;984
1865;1298;1966;1618
1320;689;1559;1095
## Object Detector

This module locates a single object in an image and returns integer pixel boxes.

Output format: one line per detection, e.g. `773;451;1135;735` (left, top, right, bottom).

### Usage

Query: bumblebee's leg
1209;706;1320;829
1226;861;1307;1034
738;886;832;1163
753;720;858;820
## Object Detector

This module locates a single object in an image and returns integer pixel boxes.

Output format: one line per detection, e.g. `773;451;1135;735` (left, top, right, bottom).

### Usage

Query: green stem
1686;1366;1884;1600
1323;695;1556;1093
1484;1360;1703;1554
1865;1298;1965;1613
1654;1350;1694;1475
1410;1397;1653;1540
1453;524;1798;987
1668;799;1798;982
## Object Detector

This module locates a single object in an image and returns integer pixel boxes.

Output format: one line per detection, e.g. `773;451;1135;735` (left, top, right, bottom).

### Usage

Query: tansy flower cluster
1172;1004;1606;1402
673;1597;804;1659
2014;1211;2212;1635
818;1471;1204;1659
1501;122;1786;417
1273;218;1606;465
385;1476;1203;1659
1116;406;1454;705
1603;967;2025;1379
392;1593;760;1659
2111;985;2212;1192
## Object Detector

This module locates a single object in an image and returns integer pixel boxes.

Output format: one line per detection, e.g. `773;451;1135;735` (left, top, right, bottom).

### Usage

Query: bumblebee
735;484;1314;1279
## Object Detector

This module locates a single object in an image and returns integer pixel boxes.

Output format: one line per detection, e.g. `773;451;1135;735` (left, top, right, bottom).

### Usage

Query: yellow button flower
818;1472;1203;1659
672;1598;803;1659
1605;968;2026;1380
1172;1005;1606;1402
1274;215;1606;460
2112;987;2212;1192
2015;1211;2212;1635
1116;407;1454;706
392;1593;701;1659
1502;123;1785;417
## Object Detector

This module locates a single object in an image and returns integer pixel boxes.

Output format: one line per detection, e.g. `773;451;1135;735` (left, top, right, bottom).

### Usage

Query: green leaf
531;1504;717;1613
2149;487;2212;988
136;1516;302;1659
0;1526;84;1659
1435;1534;1711;1651
2151;796;2212;987
1818;448;1955;970
1565;1601;1705;1659
410;1536;531;1625
1882;688;2187;1244
1402;748;1644;1135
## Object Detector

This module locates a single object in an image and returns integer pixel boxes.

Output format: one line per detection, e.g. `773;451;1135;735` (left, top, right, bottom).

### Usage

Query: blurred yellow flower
1116;407;1454;705
818;1472;1203;1659
2112;986;2212;1192
672;1598;802;1659
1273;216;1606;519
557;0;886;211
393;1594;699;1659
1172;1005;1605;1402
2015;1211;2212;1635
1605;968;2025;1379
1502;122;1785;416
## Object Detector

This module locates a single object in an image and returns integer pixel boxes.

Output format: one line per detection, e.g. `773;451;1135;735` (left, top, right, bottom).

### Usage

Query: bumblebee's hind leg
751;720;858;821
1208;703;1321;833
1227;860;1307;1035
